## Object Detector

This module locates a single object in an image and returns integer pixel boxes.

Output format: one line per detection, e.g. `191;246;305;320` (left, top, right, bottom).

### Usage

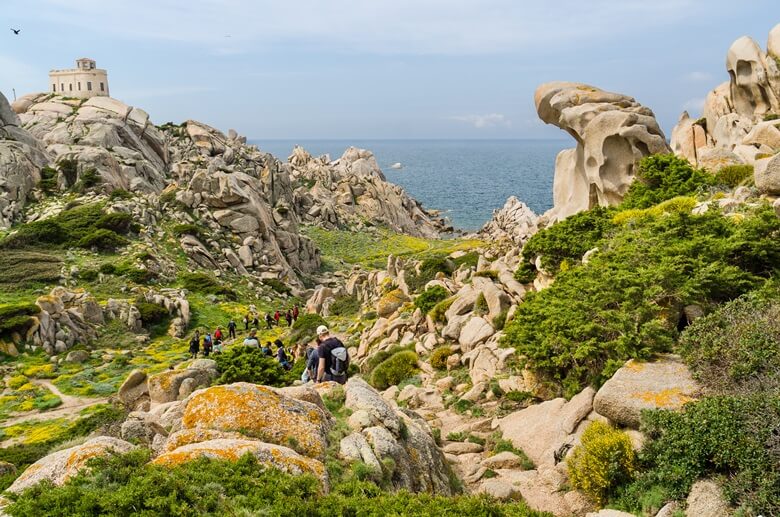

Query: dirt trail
1;379;108;428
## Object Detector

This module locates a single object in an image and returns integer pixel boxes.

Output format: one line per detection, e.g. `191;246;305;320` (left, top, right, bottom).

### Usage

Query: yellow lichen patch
181;383;330;460
632;388;695;408
624;360;646;373
163;428;248;453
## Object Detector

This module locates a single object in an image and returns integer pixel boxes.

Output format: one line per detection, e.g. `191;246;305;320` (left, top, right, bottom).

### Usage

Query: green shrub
521;206;614;274
57;158;78;187
615;395;780;515
263;278;292;295
135;302;169;327
290;313;328;344
77;268;98;282
71;167;101;193
38;167;58;194
172;223;201;238
473;293;488;316
159;189;178;204
513;261;537;283
429;297;455;323
474;270;498;280
764;113;779;121
364;344;414;375
679;286;780;395
214;346;288;386
714;164;754;188
369;351;419;390
98;263;116;275
0;303;39;338
405;256;454;292
492;308;508;331
505;391;534;403
429;346;454;370
567;421;636;506
0;251;62;286
451;251;479;270
503;205;775;396
329;295;360;316
180;272;236;300
620;154;713;210
108;189;132;201
115;264;155;284
414;285;449;314
4;450;548;516
76;229;128;251
95;212;132;234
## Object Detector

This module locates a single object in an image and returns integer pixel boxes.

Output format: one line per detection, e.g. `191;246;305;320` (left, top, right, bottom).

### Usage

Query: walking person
253;314;260;329
273;310;281;327
293;304;300;322
227;319;236;340
315;326;350;385
243;313;250;331
188;330;200;359
303;340;320;383
276;340;291;370
265;313;274;329
214;326;223;343
243;329;260;348
203;332;213;357
285;309;293;327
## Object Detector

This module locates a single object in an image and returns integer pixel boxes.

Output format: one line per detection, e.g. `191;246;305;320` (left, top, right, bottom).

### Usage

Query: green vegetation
5;451;549;516
406;256;455;292
290;313;328;344
414;285;449;314
0;303;39;340
567;421;636;506
108;189;133;201
713;164;754;188
520;207;613;274
369;351;419;390
620;154;713;210
1;203;130;252
429;346;454;370
180;272;237;300
214;346;290;386
38;167;58;194
429;297;454;323
263;278;292;295
171;223;202;238
503;203;780;396
328;295;360;316
135;302;169;328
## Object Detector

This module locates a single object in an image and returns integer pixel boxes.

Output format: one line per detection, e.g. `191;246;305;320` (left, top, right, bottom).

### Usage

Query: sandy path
1;379;109;428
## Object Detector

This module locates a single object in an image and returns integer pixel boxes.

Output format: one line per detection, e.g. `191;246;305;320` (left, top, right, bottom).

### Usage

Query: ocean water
253;139;568;231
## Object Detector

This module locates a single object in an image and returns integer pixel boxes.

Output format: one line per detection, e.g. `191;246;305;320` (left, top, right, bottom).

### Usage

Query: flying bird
10;28;21;35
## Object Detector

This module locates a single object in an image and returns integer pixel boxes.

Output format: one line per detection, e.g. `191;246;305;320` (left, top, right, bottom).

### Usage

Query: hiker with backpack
214;327;223;342
253;315;260;329
315;326;349;384
188;330;200;359
293;304;300;322
274;310;281;326
261;341;273;357
243;329;260;348
203;332;213;357
227;319;237;339
276;340;292;370
243;313;250;331
265;313;274;329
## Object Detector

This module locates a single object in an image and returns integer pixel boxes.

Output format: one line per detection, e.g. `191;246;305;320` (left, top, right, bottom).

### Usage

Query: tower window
100;82;104;92
69;83;73;91
61;83;64;92
52;84;56;92
78;82;81;91
87;82;92;91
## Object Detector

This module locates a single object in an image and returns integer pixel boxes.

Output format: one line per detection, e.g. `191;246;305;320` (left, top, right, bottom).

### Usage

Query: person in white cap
315;325;349;384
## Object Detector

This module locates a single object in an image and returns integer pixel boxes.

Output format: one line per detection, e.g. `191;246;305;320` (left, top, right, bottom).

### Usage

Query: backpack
329;340;349;377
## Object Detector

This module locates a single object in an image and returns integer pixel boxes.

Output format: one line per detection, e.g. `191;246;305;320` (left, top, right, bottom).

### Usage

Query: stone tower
49;58;109;99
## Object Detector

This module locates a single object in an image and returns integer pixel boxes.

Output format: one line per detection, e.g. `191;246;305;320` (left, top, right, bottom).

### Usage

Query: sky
1;1;778;140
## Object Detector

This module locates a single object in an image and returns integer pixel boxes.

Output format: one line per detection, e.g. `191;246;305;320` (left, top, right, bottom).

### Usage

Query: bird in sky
10;28;21;35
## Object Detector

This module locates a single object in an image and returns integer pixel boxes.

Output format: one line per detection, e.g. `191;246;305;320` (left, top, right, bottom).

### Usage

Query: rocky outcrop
7;437;135;493
0;91;49;228
479;196;539;245
178;382;331;460
670;23;780;177
147;359;218;404
287;146;447;238
685;480;731;517
593;355;700;429
535;82;670;221
28;287;101;355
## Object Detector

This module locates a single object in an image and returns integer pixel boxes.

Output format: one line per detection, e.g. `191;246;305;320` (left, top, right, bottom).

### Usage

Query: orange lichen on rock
181;383;331;460
633;388;694;408
153;438;329;490
163;428;248;453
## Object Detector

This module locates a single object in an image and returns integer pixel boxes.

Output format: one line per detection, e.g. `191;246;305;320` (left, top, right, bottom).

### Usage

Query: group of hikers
187;311;349;385
242;305;300;330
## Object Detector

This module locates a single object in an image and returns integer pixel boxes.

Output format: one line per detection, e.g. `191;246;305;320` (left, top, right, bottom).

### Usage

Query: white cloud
682;97;705;113
24;0;700;56
449;113;511;129
684;71;712;82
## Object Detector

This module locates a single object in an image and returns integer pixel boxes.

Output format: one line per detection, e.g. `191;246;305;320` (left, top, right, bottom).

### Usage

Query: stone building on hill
49;58;109;99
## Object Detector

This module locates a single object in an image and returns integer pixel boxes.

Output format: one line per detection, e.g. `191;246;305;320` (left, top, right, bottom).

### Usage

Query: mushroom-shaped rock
727;36;780;118
534;82;670;221
180;383;331;460
8;437;135;493
593;355;700;429
153;438;328;489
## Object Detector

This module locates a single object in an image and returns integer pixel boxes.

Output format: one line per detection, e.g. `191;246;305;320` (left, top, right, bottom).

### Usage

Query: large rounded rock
593;356;700;429
118;369;149;409
8;437;135;493
153;438;328;488
534;82;670;221
754;153;780;194
181;383;331;460
147;360;217;404
685;479;731;517
376;289;410;318
344;377;401;435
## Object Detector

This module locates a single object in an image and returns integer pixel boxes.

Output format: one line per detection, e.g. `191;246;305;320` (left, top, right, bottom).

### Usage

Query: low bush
429;297;454;323
180;272;236;300
614;395;780;515
108;189;132;201
77;268;98;282
214;346;288;386
714;164;754;188
0;250;61;287
0;303;40;339
414;285;449;314
429;346;454;370
4;451;547;516
71;168;101;193
369;351;419;390
473;293;488;316
263;278;292;295
679;286;780;395
290;313;328;344
492;309;508;331
364;344;414;375
329;295;360;316
513;261;537;284
135;302;169;328
76;229;128;251
405;256;454;292
38;167;58;194
620;154;713;210
567;421;636;506
521;206;614;274
95;212;132;234
171;223;201;238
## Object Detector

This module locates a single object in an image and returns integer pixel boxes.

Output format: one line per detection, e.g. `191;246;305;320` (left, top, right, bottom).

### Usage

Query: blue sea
252;140;567;231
